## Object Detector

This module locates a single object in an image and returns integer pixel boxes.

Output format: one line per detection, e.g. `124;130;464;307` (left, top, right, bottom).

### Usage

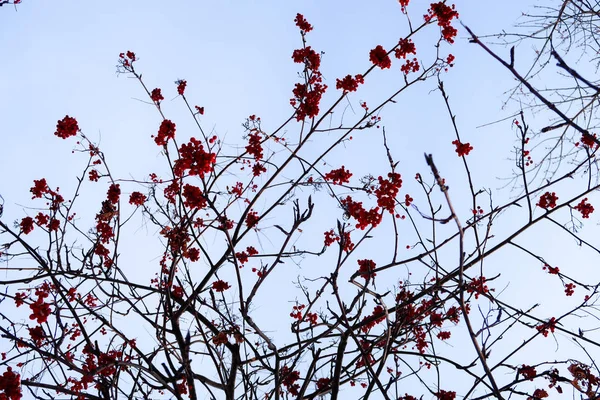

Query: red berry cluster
54;115;79;139
398;0;410;12
245;130;263;160
323;229;354;252
245;210;260;228
294;13;312;33
395;37;420;74
324;166;353;184
542;264;560;274
369;45;392;69
154;119;176;146
537;192;558;210
361;305;386;333
290;15;327;121
536;317;557;337
118;50;136;70
425;2;459;43
400;58;420;74
176;80;187;95
341;196;382;230
375;172;403;213
292;46;321;71
436;390;457;400
465;276;490;299
357;259;377;279
0;367;21;400
182;184;207;209
335;74;364;93
129;191;146;206
280;366;301;396
529;389;549;399
185;247;200;262
235;246;258;266
173;137;217;178
212;280;231;292
519;365;537;381
107;183;120;204
395;38;416;59
564;283;576;296
150;88;164;104
21;179;65;235
163;181;180;204
579;132;599;149
316;377;331;391
574;198;594;218
452;139;473;156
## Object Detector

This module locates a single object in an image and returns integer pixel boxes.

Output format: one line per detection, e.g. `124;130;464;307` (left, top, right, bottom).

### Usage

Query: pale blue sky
1;0;524;226
2;1;599;399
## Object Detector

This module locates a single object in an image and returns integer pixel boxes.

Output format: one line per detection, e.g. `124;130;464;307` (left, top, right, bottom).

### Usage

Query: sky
1;1;599;399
